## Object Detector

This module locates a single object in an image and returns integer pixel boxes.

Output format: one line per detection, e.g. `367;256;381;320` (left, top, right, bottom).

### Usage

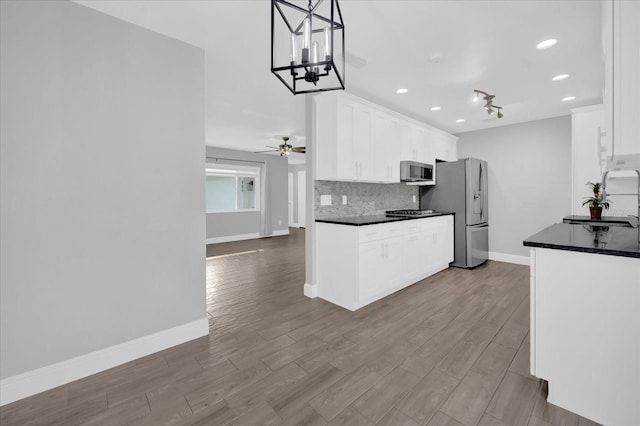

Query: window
205;164;260;212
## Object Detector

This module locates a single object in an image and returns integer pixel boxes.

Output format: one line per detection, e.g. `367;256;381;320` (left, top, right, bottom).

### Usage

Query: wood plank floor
1;228;601;426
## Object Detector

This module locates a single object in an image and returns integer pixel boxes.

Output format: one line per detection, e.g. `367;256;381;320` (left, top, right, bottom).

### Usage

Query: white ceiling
76;0;603;164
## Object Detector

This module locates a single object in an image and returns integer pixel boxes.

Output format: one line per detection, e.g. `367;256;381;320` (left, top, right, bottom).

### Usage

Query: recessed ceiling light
552;74;570;81
562;96;576;102
396;88;409;94
430;106;441;111
536;39;558;50
456;119;465;123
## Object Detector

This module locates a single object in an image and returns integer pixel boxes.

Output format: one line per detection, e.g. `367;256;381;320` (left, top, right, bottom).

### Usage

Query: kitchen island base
529;247;640;426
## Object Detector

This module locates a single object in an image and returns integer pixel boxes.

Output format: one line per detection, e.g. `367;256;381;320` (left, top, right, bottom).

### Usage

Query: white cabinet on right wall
603;0;640;166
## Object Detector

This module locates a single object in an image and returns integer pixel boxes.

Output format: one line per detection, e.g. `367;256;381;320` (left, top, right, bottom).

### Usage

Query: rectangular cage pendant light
271;0;345;95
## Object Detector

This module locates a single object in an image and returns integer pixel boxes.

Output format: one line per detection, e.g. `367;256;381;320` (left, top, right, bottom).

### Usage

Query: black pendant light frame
271;0;345;95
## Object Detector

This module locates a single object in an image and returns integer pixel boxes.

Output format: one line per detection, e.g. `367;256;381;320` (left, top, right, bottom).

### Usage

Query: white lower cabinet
402;223;431;280
358;236;403;301
529;247;640;426
316;215;454;311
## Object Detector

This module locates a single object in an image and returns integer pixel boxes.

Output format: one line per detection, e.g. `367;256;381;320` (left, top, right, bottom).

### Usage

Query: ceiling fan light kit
473;89;504;119
254;136;306;157
271;0;345;95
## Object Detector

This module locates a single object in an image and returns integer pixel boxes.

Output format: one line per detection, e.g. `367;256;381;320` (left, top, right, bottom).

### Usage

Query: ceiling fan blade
291;147;306;153
253;149;278;153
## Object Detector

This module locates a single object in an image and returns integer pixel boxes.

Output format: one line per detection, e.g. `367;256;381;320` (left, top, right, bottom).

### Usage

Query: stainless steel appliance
400;161;434;183
385;209;437;217
420;158;488;268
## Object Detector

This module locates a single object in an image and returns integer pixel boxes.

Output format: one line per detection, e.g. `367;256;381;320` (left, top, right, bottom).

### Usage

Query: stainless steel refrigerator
420;158;488;268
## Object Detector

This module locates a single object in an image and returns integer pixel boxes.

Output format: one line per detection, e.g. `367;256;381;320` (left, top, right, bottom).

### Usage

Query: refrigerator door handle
479;161;487;222
479;162;484;219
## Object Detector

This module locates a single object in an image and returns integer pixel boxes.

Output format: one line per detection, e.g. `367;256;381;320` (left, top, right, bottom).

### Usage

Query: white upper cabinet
603;0;640;168
352;103;375;180
399;121;416;161
412;126;432;165
373;111;400;183
335;96;356;180
316;92;457;183
400;124;458;165
317;94;374;181
399;121;430;164
432;131;459;162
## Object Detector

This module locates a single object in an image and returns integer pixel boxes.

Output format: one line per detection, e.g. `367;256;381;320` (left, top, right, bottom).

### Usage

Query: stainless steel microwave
400;161;434;183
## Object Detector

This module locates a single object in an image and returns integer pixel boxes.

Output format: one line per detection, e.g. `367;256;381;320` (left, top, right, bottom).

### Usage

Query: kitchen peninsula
523;221;640;426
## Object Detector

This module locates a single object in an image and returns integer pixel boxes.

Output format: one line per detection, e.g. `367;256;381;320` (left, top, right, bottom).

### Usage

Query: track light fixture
473;90;504;119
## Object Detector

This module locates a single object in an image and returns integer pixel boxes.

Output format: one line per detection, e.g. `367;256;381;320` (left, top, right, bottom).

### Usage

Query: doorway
287;168;306;228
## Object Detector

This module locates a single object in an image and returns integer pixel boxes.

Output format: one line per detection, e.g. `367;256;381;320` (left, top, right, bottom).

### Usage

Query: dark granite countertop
523;222;640;258
316;212;453;226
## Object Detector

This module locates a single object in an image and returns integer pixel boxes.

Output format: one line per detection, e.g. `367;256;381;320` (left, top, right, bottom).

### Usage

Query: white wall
457;116;572;259
571;105;605;215
205;147;289;242
0;0;206;399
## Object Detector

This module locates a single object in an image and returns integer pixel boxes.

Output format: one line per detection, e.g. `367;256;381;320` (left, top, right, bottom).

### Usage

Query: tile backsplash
315;180;419;219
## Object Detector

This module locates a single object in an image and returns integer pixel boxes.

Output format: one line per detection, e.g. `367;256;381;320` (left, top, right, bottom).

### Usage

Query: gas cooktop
385;209;437;217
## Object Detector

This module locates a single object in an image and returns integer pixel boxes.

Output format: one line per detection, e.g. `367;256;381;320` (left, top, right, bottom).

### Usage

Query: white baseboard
304;283;318;298
489;251;530;266
0;318;209;407
206;229;290;245
206;233;260;244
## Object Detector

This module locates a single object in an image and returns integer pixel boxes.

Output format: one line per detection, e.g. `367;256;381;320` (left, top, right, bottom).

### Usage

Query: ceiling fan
254;137;306;157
